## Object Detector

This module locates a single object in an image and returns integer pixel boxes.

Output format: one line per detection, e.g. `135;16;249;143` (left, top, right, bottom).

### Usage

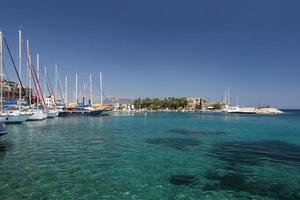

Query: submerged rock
169;175;198;186
212;140;300;166
204;169;300;200
167;129;227;136
145;137;200;149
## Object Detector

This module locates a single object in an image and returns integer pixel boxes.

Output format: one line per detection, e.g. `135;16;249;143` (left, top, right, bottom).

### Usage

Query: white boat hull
0;115;8;123
47;110;59;118
4;112;32;124
28;110;47;121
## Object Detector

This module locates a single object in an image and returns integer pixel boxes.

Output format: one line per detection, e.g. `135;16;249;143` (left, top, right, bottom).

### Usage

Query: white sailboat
5;110;32;123
25;44;47;121
0;31;32;123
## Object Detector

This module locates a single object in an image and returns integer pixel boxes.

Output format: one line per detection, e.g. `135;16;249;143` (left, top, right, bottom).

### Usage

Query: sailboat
25;42;47;121
0;30;32;123
58;73;104;117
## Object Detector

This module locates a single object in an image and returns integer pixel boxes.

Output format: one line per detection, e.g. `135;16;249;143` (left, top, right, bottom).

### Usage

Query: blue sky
1;0;300;108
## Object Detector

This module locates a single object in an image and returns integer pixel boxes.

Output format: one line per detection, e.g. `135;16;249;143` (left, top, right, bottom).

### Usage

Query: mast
89;73;92;106
55;64;57;98
224;88;227;105
18;30;22;105
83;82;86;101
36;53;39;109
44;66;47;97
75;73;78;104
65;76;67;106
0;31;3;112
228;88;231;107
100;72;103;105
26;40;32;106
29;54;32;106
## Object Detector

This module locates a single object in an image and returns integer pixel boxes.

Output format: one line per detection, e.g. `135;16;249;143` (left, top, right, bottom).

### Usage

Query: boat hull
4;113;32;124
58;109;103;117
0;115;7;123
28;110;47;121
47;110;59;118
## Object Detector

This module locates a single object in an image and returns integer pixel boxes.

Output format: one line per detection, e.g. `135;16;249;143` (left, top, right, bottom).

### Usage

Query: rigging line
2;61;10;81
22;40;47;110
47;72;54;97
56;71;65;105
38;59;53;97
3;36;29;104
41;67;52;97
91;76;110;101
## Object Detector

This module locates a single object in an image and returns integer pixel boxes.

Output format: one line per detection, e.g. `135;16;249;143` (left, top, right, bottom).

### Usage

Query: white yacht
3;110;32;124
27;109;47;121
47;109;59;118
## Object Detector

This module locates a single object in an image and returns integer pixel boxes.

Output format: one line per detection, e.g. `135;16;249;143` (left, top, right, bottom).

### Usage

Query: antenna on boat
0;31;3;113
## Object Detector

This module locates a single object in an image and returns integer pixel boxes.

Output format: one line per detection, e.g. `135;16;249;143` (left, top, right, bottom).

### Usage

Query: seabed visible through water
1;111;300;199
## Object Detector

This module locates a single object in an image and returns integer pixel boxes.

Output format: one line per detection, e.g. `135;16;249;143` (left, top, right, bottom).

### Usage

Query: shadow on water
203;169;300;200
203;140;300;199
169;175;198;186
167;129;228;136
145;137;200;150
0;139;13;153
212;140;300;166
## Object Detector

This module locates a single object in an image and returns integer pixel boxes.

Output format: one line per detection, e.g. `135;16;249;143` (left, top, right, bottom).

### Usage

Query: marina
0;30;108;124
1;0;300;199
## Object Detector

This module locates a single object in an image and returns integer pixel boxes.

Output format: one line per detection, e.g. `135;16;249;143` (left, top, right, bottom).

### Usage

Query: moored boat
58;107;103;117
3;110;32;124
47;109;59;118
27;109;47;121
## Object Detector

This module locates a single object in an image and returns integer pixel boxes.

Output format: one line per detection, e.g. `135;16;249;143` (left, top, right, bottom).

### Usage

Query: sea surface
1;111;300;200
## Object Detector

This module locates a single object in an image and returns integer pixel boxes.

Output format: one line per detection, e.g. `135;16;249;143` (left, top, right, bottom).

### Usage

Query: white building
45;96;55;108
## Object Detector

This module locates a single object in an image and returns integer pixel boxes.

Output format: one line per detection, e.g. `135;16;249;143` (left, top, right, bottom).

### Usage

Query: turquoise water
1;111;300;199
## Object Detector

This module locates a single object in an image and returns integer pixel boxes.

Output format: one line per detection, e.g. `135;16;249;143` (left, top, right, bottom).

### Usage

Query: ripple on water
145;137;201;150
